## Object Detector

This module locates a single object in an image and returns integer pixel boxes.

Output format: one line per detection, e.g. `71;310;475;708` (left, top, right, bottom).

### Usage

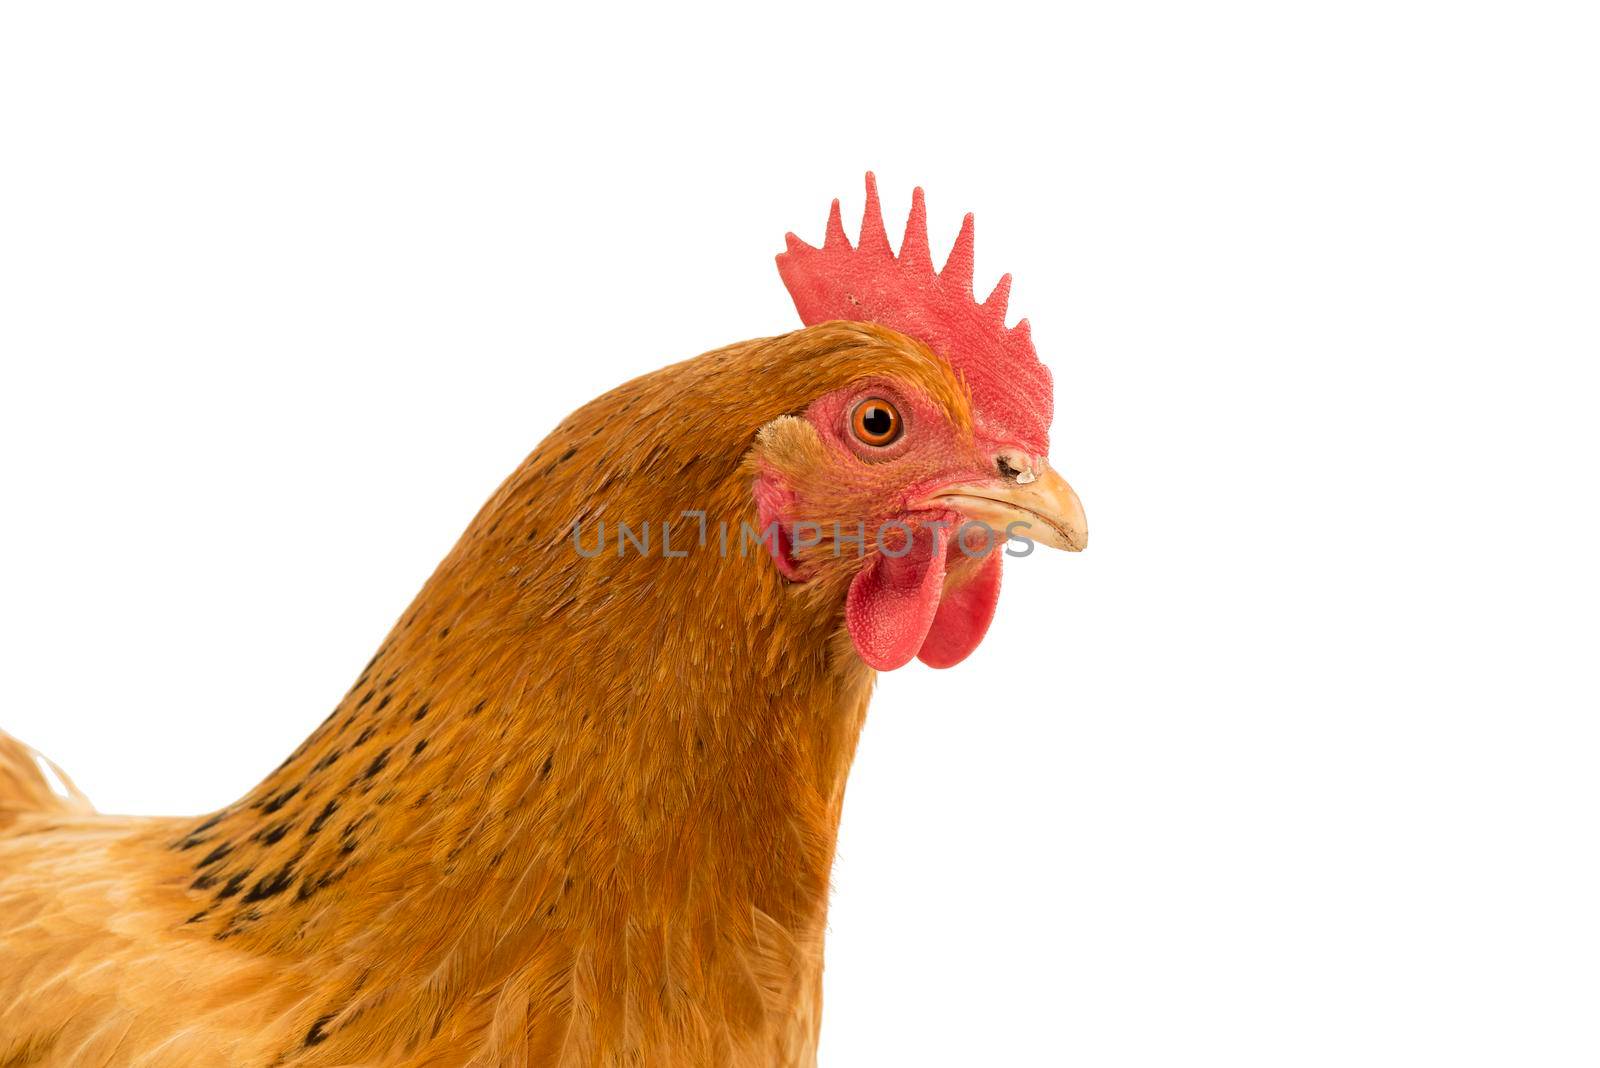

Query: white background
2;3;1596;1065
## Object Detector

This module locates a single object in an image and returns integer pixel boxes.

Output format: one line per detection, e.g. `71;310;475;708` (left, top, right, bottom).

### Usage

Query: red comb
776;173;1053;454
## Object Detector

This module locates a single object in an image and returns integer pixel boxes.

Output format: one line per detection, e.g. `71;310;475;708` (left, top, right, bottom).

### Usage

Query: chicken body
0;324;983;1066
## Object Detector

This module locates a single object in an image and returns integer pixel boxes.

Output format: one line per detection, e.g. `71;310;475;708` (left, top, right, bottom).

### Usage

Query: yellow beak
919;463;1087;552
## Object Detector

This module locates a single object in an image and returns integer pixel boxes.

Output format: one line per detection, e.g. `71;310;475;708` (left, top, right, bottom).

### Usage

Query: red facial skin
755;378;1028;671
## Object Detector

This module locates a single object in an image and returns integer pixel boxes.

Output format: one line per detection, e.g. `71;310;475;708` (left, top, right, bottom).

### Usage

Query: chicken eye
850;398;903;447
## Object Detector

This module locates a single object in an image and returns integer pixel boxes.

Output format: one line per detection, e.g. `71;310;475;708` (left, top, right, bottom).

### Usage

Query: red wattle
845;526;950;671
917;550;1003;669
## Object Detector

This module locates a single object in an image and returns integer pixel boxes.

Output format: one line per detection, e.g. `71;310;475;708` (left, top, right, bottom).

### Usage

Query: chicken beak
920;462;1088;552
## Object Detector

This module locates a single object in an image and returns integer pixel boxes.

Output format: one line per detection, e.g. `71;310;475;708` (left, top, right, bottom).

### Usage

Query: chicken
0;175;1085;1067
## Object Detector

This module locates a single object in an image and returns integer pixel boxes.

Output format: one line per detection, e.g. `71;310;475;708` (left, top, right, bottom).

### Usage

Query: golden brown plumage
0;321;1085;1066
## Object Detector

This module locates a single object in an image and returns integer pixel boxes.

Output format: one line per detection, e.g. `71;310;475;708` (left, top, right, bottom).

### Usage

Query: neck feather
164;336;884;1054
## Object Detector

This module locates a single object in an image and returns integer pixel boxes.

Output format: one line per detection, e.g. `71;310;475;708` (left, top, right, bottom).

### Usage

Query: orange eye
850;398;902;447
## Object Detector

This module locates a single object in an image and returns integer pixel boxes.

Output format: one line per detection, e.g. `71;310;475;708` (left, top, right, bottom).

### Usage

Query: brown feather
0;322;967;1066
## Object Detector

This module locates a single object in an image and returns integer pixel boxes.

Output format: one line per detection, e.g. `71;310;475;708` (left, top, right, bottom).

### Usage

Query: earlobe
750;415;829;581
752;466;805;580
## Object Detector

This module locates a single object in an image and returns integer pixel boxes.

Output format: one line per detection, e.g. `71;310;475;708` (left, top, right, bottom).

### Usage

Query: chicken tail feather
0;729;94;824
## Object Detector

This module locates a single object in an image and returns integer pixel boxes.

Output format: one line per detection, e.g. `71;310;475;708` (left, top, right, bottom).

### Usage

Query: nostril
995;450;1040;484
